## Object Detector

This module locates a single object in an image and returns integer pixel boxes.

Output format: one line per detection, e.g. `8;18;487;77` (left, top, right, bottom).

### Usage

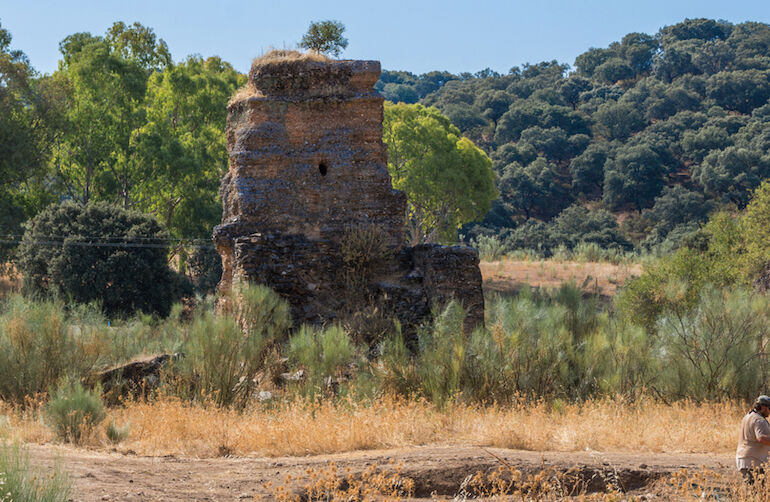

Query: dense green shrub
472;234;506;261
180;283;291;408
618;210;744;332
381;288;608;403
377;328;420;397
0;297;106;403
416;301;468;404
0;442;71;502
548;205;632;251
657;288;770;400
46;380;106;444
288;325;357;384
18;201;191;318
740;180;770;280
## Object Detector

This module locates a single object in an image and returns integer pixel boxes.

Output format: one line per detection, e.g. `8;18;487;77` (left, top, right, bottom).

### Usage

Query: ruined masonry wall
214;57;483;333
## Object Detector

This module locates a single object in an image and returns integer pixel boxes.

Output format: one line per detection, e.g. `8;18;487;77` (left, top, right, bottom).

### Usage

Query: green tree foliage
383;102;497;243
594;58;635;84
603;144;666;212
52;23;167;207
594;101;645;140
0;23;38;194
498;157;570;220
3;17;770;266
375;70;459;104
105;21;171;70
495;100;590;144
643;186;714;247
569;143;610;198
400;18;770;250
548;204;630;250
706;69;770;114
0;22;60;258
18;201;190;317
0;21;242;264
693;146;770;208
133;56;244;239
299;20;348;57
740;181;770;278
619;210;744;332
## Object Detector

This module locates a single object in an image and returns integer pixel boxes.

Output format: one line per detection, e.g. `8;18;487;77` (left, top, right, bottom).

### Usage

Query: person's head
754;395;770;416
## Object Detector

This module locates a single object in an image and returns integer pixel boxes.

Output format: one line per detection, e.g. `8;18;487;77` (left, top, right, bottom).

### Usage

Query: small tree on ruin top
299;20;348;57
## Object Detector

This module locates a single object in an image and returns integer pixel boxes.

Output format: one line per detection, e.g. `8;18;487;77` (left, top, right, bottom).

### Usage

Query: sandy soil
480;260;643;297
28;443;735;501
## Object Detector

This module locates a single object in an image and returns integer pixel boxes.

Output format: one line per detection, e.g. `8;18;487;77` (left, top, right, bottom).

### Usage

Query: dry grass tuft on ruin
252;49;331;66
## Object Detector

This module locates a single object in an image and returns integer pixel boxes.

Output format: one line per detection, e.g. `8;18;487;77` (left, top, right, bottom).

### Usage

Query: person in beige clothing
736;395;770;483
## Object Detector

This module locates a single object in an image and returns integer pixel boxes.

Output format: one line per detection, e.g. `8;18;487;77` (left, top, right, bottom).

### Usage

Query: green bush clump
105;421;130;443
375;282;770;404
289;324;356;376
657;287;770;400
377;327;419;398
473;234;506;261
0;441;71;502
288;324;357;392
46;380;106;444
187;246;223;296
17;201;192;318
180;283;291;408
0;297;106;403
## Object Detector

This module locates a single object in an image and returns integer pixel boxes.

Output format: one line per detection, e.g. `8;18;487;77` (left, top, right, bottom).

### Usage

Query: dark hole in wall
318;162;328;176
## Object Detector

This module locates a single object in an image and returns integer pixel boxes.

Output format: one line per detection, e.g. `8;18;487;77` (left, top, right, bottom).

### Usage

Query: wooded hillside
377;18;770;254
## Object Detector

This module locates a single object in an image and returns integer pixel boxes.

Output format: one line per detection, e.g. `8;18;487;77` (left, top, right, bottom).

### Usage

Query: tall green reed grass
0;441;70;502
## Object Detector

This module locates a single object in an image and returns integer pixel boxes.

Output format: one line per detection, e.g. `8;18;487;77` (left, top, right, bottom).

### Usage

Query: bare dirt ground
480;260;643;297
28;443;735;501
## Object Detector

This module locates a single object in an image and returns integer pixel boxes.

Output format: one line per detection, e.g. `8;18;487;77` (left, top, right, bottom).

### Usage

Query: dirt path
29;444;735;501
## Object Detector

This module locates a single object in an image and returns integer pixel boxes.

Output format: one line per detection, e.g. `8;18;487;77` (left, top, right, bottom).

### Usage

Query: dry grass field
480;259;643;297
3;396;751;500
1;396;741;458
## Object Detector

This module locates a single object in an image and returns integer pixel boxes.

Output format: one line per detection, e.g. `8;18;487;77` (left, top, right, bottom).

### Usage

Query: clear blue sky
3;0;770;76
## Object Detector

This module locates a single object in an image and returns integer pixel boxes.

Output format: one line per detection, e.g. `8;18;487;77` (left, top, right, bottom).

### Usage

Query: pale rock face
214;57;484;337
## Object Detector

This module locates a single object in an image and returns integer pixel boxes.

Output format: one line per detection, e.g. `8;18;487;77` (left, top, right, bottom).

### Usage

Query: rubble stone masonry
214;56;484;336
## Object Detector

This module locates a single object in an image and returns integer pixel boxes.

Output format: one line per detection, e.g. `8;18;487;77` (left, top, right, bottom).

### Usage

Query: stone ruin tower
214;55;484;335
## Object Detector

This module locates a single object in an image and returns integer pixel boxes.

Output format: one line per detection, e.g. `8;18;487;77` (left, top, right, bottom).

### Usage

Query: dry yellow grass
0;264;21;298
0;396;744;458
229;50;333;106
252;49;331;66
480;259;643;296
